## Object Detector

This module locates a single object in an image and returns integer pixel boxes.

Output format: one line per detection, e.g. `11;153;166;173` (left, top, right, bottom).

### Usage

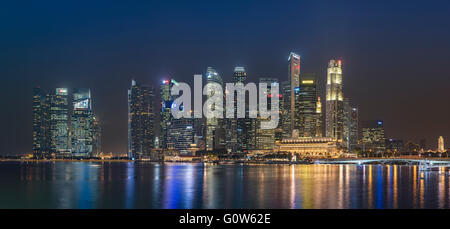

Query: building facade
128;80;155;159
205;67;226;152
295;73;322;138
362;120;386;153
32;87;51;158
160;79;175;149
438;136;445;153
50;88;70;156
288;52;301;135
71;88;94;157
275;137;341;158
325;60;344;143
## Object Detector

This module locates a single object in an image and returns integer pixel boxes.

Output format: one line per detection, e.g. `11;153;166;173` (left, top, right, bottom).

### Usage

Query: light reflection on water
0;161;449;209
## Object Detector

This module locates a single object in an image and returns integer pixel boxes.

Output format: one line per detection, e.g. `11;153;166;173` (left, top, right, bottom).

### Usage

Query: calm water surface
0;161;449;209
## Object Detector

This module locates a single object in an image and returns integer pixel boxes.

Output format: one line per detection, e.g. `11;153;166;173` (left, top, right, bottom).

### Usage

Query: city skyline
30;54;449;157
1;1;450;154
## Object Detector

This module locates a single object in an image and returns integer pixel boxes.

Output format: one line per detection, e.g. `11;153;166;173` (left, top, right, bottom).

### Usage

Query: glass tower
71;88;94;157
128;80;155;159
326;60;344;142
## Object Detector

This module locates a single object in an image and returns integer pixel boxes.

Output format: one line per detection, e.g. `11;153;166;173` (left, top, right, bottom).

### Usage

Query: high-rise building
92;116;102;157
128;80;155;159
326;60;344;142
32;87;51;158
280;81;291;139
50;88;70;156
438;136;445;153
231;67;256;153
343;99;358;152
168;113;195;154
288;52;301;134
205;67;226;152
160;79;176;149
349;107;359;151
295;74;321;138
362;120;386;153
71;88;94;157
256;78;278;150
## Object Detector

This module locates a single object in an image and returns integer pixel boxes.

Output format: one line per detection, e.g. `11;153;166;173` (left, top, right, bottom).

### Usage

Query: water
0;161;449;209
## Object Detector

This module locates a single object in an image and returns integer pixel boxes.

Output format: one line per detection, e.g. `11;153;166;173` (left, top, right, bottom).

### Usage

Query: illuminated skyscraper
256;78;278;150
343;99;358;152
32;87;51;158
168;112;195;154
295;74;321;137
71;88;94;157
362;121;386;153
92;116;102;157
280;81;291;139
230;67;256;153
128;80;155;158
326;60;344;142
160;79;176;149
50;88;69;156
438;136;445;153
205;67;226;152
288;52;300;134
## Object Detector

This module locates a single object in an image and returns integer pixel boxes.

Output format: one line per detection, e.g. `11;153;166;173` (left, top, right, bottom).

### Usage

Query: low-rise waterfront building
275;137;342;158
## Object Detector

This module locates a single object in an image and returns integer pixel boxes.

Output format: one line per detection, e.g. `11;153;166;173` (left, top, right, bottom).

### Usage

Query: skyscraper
32;87;51;158
128;80;155;159
160;79;175;149
205;67;225;152
288;52;300;135
71;88;94;157
295;73;321;137
362;120;386;153
256;78;278;150
326;60;344;142
438;136;445;153
343;99;359;152
50;88;69;156
92;116;102;157
232;67;256;153
280;81;291;139
168;114;195;154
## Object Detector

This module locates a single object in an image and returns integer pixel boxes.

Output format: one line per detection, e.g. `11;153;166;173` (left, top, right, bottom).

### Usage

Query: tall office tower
205;67;226;152
256;78;278;150
295;74;321;137
362;120;386;153
168;115;195;154
92;116;102;157
343;98;351;150
288;52;300;134
343;99;359;152
349;107;358;151
50;88;70;156
316;97;323;137
231;67;256;152
128;80;155;159
438;136;445;153
160;79;175;149
326;60;344;142
32;87;51;158
71;88;94;157
280;81;291;139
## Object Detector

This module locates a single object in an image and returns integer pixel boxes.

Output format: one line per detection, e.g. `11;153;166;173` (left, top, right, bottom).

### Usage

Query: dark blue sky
1;0;450;154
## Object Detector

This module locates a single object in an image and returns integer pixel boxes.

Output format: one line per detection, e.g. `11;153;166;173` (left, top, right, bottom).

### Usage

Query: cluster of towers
32;87;101;158
127;52;360;159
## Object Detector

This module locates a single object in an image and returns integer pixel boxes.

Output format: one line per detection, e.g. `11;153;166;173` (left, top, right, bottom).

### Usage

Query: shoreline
2;157;450;165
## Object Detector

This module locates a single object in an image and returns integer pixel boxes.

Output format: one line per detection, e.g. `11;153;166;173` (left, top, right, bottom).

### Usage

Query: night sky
1;0;450;155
